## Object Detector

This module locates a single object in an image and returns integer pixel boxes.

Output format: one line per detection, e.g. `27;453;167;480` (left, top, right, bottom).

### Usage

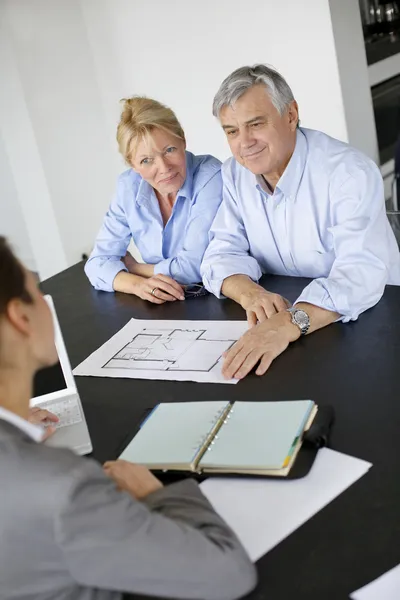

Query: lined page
199;400;314;471
120;401;230;467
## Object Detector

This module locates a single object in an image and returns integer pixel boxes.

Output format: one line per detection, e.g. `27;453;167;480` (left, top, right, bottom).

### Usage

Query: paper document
201;448;372;562
351;564;400;600
73;319;248;384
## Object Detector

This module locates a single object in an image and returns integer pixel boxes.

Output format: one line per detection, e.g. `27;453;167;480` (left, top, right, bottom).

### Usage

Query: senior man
201;64;400;380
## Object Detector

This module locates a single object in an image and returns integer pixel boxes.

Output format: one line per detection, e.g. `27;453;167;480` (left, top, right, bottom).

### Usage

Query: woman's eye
166;147;176;154
141;158;151;165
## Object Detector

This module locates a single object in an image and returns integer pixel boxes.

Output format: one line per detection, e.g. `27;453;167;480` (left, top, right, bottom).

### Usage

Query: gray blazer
0;420;257;600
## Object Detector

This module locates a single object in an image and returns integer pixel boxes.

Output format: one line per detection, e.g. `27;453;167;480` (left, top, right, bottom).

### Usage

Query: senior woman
85;97;222;303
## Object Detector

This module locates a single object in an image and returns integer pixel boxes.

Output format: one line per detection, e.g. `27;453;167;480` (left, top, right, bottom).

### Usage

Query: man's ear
6;299;31;337
288;101;299;131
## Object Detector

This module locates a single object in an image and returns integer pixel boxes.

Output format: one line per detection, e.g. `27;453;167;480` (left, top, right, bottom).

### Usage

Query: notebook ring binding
194;404;233;463
195;407;228;450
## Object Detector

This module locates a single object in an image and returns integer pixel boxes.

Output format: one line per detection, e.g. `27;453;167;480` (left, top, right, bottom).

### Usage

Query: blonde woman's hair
117;96;186;164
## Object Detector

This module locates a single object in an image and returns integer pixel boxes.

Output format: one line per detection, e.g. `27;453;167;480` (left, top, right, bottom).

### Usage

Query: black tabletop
41;263;400;600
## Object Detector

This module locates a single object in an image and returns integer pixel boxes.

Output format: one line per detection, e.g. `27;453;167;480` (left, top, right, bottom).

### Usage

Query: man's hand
221;275;290;326
28;407;59;440
103;460;163;499
240;285;291;326
222;311;300;380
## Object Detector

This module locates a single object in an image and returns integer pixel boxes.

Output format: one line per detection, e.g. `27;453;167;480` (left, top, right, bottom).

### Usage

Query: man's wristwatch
287;307;310;336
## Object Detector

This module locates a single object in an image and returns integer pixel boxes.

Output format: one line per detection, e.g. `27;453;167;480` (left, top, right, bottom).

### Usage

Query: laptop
30;296;92;455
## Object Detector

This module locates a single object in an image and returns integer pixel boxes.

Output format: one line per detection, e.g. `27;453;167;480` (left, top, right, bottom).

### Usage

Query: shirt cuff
94;260;128;292
295;279;351;322
202;261;262;298
153;258;173;279
154;258;202;285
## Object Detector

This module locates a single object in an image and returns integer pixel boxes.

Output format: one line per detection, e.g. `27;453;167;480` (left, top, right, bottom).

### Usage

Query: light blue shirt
85;152;222;291
201;128;400;322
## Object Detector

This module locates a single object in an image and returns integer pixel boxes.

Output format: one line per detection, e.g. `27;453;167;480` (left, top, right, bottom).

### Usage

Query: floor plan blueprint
73;319;248;384
104;327;234;372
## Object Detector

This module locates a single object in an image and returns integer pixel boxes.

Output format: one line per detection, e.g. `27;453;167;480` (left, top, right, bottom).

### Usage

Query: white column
329;0;379;161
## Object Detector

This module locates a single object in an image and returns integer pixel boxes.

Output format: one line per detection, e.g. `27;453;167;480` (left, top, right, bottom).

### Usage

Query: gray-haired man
201;64;400;380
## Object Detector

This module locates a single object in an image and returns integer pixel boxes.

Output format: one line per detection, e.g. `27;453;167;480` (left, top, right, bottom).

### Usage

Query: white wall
3;0;118;270
0;0;373;279
81;0;349;162
0;133;35;270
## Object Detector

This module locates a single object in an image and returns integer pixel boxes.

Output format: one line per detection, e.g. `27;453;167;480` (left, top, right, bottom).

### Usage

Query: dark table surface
41;262;400;600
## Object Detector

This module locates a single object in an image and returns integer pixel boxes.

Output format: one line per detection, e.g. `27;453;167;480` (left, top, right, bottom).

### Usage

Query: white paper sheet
351;565;400;600
73;319;248;384
200;448;372;562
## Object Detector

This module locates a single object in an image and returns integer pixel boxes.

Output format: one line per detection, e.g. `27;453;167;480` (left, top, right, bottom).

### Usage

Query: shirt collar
136;177;154;206
255;174;273;195
135;150;193;206
177;151;194;201
0;406;43;442
255;128;308;201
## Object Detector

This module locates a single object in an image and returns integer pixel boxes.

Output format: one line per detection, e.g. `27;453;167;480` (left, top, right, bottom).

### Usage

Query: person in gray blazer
0;236;257;600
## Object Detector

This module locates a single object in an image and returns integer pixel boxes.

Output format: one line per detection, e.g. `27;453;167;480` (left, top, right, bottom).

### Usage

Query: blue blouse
85;152;222;291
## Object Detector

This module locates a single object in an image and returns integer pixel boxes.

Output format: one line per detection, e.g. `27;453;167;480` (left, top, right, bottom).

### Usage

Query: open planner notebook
119;400;317;477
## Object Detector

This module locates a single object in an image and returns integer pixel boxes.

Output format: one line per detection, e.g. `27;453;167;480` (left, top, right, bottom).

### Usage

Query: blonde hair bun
117;96;185;164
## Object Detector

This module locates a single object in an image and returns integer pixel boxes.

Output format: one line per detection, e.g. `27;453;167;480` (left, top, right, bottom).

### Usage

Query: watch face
294;310;309;327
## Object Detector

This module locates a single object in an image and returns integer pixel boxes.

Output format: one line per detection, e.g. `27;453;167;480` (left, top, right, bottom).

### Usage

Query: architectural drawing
103;327;236;372
73;318;248;384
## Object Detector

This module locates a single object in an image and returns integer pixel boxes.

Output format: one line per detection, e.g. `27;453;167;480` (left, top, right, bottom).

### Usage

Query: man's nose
239;128;256;149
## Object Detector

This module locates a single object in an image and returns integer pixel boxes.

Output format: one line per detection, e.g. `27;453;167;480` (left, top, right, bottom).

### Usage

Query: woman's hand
103;460;163;499
136;274;185;303
113;271;185;303
28;407;59;440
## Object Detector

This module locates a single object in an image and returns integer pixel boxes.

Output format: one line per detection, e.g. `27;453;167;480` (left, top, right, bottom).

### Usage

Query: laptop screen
33;361;67;398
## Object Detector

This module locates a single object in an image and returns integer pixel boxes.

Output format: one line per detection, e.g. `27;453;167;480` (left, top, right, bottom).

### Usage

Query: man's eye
226;130;237;136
